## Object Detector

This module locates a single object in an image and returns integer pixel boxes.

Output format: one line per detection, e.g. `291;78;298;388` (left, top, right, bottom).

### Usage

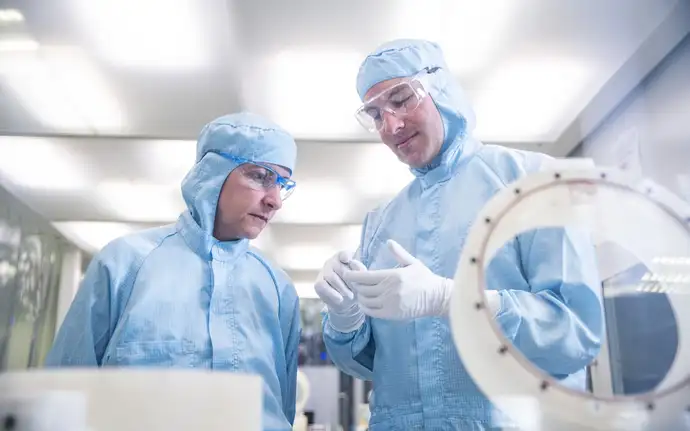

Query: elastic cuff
328;308;366;333
440;277;454;316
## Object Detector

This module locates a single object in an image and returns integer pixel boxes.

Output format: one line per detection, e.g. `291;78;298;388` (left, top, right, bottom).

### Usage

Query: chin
397;148;426;168
243;229;260;240
402;154;428;169
247;223;269;239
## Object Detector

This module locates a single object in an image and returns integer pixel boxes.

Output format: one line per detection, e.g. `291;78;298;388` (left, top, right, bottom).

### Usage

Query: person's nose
381;110;405;135
262;186;283;211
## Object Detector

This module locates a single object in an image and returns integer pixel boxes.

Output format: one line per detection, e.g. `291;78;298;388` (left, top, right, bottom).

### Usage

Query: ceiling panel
0;0;681;142
0;0;243;138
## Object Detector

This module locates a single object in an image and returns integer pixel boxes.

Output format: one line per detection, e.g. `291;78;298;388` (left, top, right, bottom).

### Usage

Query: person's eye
264;171;278;185
247;170;267;181
390;87;414;104
390;96;413;109
365;107;381;121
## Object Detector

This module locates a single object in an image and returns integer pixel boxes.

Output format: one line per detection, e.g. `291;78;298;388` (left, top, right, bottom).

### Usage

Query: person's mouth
250;214;269;223
396;132;419;150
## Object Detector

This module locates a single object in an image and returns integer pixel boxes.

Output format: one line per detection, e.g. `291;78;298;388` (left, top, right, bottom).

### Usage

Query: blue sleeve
322;314;375;381
489;226;603;376
45;256;112;367
282;288;301;425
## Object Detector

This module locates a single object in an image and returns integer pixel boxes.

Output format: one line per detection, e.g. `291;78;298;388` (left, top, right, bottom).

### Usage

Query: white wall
300;365;341;428
573;34;690;200
573;34;690;394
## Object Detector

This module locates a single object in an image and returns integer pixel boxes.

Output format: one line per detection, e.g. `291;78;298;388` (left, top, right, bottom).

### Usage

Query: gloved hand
342;240;454;320
314;251;367;332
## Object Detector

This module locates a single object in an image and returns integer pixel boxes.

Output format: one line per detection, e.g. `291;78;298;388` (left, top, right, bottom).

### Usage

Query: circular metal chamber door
450;167;690;431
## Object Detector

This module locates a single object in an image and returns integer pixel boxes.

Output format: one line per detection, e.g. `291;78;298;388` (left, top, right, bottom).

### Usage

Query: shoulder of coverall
86;225;179;308
94;224;178;272
194;112;297;173
474;144;554;187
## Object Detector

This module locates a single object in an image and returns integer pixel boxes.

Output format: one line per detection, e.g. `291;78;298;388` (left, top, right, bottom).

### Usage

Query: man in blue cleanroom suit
314;39;603;430
46;113;301;431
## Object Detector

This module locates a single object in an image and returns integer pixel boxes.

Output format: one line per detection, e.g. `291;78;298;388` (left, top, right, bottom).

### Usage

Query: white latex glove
314;251;367;332
342;240;454;320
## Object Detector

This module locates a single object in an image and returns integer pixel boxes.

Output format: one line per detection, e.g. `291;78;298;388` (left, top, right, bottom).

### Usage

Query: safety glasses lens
280;186;295;201
354;81;425;132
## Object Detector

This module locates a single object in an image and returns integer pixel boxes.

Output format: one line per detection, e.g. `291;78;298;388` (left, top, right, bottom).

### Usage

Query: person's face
364;77;445;168
213;162;291;241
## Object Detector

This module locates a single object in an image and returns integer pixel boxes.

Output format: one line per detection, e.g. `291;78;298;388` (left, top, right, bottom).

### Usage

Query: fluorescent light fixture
0;38;38;52
96;181;183;222
353;145;414;198
273;181;352;224
391;0;517;77
137;140;196;182
0;9;24;22
473;58;595;142
0;52;86;130
44;48;124;131
0;47;124;132
0;137;88;190
293;282;319;299
266;49;364;139
72;0;207;70
53;221;137;254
